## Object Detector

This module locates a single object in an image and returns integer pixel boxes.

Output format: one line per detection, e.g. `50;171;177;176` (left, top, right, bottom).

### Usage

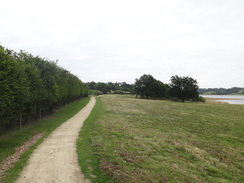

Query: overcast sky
1;0;244;88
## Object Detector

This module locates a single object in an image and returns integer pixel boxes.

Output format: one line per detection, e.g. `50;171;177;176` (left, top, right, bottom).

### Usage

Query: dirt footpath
16;97;96;183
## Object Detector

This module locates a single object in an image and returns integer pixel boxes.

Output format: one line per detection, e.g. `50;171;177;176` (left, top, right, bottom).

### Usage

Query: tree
107;82;116;91
133;74;168;98
0;47;29;129
94;82;110;94
169;75;199;102
120;82;133;92
87;81;96;90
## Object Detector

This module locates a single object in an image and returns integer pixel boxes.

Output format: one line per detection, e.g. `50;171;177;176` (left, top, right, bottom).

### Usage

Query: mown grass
77;95;244;183
0;97;90;183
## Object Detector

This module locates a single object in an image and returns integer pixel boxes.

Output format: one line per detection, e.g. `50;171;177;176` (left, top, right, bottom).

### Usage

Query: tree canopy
169;75;199;102
87;81;133;95
131;74;200;102
132;74;169;98
0;45;88;130
94;82;110;94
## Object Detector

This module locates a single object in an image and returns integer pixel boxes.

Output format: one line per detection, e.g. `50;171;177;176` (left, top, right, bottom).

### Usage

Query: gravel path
16;97;96;183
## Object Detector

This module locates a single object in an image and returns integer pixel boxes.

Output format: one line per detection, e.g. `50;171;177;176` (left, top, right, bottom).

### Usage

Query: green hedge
0;45;88;130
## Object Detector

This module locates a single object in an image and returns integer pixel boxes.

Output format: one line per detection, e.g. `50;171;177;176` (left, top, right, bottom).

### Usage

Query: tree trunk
39;106;42;119
20;113;23;130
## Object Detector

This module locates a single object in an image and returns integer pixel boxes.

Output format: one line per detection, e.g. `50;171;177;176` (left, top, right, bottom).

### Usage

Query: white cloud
1;0;244;87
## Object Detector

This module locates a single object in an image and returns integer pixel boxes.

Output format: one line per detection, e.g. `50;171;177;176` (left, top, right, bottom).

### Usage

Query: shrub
198;96;206;102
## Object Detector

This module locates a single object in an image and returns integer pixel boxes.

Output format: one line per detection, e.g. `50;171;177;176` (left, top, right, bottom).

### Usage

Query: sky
0;0;244;88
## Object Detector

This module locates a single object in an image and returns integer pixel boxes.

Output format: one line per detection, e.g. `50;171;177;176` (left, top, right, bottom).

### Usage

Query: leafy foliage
94;82;111;94
0;45;88;130
87;81;133;95
132;74;168;98
169;75;199;102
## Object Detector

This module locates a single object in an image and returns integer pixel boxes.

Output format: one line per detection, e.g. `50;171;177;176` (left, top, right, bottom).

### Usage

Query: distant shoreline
204;98;228;104
205;97;244;100
202;95;244;104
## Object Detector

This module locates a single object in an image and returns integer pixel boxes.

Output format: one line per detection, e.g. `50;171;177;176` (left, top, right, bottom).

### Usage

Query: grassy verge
77;95;244;183
77;97;114;182
0;97;90;183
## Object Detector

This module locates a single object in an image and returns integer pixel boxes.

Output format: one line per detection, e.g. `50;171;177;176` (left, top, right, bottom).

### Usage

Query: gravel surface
16;97;96;183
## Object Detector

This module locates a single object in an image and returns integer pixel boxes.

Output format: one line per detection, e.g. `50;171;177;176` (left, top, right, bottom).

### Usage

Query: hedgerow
0;45;88;130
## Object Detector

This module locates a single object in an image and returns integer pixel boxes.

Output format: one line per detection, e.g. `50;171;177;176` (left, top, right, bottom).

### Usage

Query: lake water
202;95;244;105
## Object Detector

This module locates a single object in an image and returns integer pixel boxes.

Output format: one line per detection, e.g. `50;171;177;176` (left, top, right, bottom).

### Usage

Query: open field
78;95;244;183
0;97;90;183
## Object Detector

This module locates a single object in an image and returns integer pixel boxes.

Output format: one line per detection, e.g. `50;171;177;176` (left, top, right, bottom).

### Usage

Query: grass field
77;95;244;183
0;97;90;183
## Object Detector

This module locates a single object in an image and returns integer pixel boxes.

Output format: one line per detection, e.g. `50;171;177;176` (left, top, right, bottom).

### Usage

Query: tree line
132;74;201;102
198;87;244;95
88;74;201;102
0;45;88;130
87;81;133;95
